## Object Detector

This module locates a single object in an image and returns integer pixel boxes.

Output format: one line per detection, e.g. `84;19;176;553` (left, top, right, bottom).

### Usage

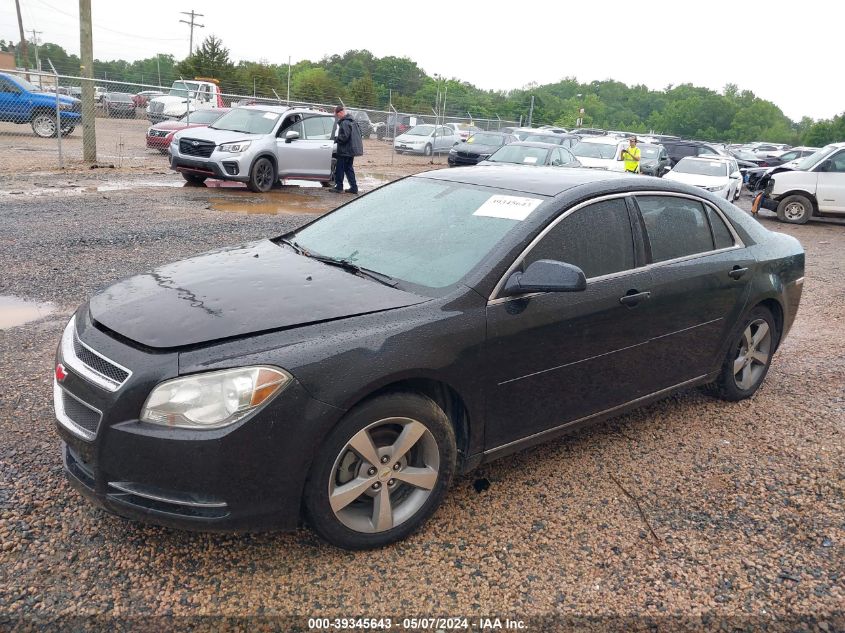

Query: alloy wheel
328;417;440;534
255;162;273;189
733;318;772;390
32;115;56;138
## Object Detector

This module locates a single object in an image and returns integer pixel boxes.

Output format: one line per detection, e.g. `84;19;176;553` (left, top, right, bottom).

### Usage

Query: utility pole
179;10;205;57
29;29;42;71
79;0;96;162
14;0;29;80
527;95;535;127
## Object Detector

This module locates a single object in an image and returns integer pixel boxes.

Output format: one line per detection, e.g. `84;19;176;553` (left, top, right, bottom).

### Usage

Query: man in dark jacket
333;105;364;193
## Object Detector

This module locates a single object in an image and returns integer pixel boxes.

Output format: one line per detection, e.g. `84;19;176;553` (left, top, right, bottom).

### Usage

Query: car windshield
468;133;505;146
169;81;199;98
108;93;133;103
572;141;618;159
292;178;546;290
674;159;728;176
406;125;434;136
210;108;280;134
487;145;551;165
6;75;39;92
732;150;759;161
524;135;562;145
181;110;225;124
795;146;837;171
640;145;660;159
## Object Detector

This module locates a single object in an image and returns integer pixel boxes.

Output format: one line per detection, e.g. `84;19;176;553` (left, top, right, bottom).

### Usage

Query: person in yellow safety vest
621;136;641;173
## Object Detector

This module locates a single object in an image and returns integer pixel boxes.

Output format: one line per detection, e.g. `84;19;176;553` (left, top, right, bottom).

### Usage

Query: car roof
241;105;328;115
414;165;633;196
577;135;623;144
506;141;559;149
677;156;730;163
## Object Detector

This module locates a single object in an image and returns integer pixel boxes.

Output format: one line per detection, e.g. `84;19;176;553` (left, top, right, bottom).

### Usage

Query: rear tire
776;194;813;224
304;392;457;550
181;173;207;185
708;306;778;401
247;157;276;193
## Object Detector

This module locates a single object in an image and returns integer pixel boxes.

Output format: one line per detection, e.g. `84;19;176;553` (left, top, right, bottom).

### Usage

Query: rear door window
525;198;635;279
636;196;715;263
706;207;735;250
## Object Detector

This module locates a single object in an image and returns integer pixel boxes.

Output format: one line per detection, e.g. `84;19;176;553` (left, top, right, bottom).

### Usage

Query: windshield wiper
310;253;398;288
279;237;306;255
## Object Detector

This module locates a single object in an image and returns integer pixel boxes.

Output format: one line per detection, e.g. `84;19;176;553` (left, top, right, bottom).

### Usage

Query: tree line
2;37;842;146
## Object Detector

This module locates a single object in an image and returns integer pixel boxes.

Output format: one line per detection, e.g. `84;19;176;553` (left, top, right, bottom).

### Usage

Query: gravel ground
0;172;843;632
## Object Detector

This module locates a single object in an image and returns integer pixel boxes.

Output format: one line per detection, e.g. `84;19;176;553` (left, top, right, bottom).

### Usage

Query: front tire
776;195;813;224
31;112;57;138
247;157;275;193
304;392;457;550
709;306;778;401
423;143;432;157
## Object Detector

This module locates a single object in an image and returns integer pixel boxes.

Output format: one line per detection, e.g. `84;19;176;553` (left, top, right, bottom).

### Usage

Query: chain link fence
0;69;521;175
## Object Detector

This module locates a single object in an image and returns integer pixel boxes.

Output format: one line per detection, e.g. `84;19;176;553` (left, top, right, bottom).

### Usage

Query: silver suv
169;106;336;192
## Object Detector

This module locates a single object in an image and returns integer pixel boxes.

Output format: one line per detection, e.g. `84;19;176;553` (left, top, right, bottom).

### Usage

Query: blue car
0;72;81;137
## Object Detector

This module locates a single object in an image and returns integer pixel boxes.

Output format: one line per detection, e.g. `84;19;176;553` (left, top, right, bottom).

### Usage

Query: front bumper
146;135;171;151
170;153;249;182
55;310;343;532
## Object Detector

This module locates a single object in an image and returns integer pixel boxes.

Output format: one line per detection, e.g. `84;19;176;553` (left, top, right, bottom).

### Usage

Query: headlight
449;148;457;155
706;185;725;192
140;366;291;430
219;141;251;153
58;103;75;111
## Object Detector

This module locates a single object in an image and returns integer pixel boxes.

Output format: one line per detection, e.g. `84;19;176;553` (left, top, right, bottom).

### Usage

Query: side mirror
461;138;466;142
285;130;300;143
503;260;586;296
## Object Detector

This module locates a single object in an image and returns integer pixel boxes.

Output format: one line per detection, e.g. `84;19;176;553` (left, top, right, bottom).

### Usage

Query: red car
146;108;229;153
133;90;165;108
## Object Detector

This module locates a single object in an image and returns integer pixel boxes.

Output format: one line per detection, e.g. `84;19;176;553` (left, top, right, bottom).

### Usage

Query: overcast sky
2;0;843;121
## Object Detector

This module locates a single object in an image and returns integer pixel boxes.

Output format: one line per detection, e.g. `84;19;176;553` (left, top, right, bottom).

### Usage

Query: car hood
574;156;614;168
173;127;265;144
664;172;728;187
456;143;501;155
89;240;429;349
33;92;79;107
150;121;190;132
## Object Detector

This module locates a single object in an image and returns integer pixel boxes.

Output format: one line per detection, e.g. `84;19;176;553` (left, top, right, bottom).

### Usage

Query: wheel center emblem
380;468;391;480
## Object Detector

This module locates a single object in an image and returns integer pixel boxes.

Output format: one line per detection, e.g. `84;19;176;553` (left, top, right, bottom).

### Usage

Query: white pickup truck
146;78;224;123
754;142;845;224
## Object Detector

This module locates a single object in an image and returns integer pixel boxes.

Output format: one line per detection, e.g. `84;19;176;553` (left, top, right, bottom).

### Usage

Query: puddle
0;296;55;329
208;193;328;215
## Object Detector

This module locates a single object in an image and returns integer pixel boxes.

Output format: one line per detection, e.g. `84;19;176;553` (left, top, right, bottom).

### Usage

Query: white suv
754;143;845;223
169;106;336;192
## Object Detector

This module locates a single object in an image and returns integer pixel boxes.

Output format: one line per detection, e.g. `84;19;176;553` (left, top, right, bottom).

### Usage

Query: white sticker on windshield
473;195;543;221
264;112;279;120
522;156;538;164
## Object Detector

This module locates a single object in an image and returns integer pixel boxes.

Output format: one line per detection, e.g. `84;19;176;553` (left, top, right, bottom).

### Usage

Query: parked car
522;133;580;148
445;122;483;142
393;124;458;156
102;92;137;118
346;109;375;138
663;156;742;200
146;108;230;153
0;71;81;137
479;141;580;167
637;143;671;177
744;147;825;191
447;131;517;166
169;105;336;192
768;146;822;164
53;165;804;549
659;139;728;167
730;149;779;167
570;127;606;136
753;142;845;223
147;79;224;123
377;114;421;140
133;90;165;108
94;86;106;103
571;136;625;169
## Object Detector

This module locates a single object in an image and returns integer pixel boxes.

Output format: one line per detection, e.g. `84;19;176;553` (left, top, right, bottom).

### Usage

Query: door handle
728;266;749;280
320;144;331;148
619;291;651;306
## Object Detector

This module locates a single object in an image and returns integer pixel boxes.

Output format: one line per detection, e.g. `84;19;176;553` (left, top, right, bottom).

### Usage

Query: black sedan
480;141;581;167
54;167;804;549
447;132;517;166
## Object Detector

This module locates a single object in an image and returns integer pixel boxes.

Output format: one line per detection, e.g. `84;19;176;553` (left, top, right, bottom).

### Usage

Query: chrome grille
149;130;169;138
54;380;102;441
60;316;132;392
179;138;215;158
